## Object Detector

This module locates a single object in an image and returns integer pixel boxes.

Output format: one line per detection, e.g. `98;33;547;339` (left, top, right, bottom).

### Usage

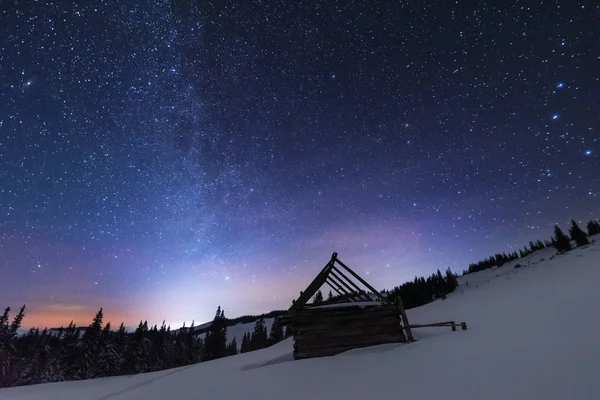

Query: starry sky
1;1;599;329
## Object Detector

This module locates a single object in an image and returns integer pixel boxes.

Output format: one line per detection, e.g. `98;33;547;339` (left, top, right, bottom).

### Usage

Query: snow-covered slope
2;241;600;400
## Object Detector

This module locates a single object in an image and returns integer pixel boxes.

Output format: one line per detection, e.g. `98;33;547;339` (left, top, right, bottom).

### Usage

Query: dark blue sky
1;0;598;329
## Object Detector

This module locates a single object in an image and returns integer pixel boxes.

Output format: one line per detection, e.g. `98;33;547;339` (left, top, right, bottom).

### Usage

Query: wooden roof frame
289;252;389;311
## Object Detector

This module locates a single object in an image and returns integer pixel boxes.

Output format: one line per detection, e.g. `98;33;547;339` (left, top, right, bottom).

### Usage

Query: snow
2;240;600;399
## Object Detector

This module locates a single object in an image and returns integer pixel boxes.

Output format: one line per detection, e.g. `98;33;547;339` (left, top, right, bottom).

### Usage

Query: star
1;0;598;333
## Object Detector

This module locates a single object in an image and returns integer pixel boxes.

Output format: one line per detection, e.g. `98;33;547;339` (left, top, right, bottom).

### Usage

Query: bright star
585;150;592;156
556;82;564;89
552;114;559;120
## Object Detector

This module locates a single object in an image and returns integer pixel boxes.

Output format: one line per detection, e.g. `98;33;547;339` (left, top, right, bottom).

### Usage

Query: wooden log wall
291;304;406;360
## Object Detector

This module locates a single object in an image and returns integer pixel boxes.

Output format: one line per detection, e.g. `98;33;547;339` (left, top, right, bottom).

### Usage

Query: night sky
1;1;599;329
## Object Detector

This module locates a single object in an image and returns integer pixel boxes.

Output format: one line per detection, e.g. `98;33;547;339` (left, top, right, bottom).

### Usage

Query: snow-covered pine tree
39;343;65;384
98;323;121;377
59;321;80;381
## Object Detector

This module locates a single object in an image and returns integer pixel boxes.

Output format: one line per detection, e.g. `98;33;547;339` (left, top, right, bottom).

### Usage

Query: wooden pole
330;266;372;301
396;297;414;342
324;278;356;301
289;260;334;311
329;268;368;301
334;256;389;303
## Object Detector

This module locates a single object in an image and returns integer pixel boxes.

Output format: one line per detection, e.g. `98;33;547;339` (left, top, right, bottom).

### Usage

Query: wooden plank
294;333;404;351
396;297;414;342
292;316;399;329
403;321;457;329
295;325;402;341
294;303;397;317
291;309;400;327
289;259;334;311
398;320;468;332
324;277;356;301
324;279;349;299
333;256;388;303
294;316;400;332
330;266;371;301
329;269;366;301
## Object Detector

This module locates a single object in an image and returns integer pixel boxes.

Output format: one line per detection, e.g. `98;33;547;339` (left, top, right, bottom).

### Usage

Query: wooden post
461;322;467;330
396;297;414;342
451;322;456;331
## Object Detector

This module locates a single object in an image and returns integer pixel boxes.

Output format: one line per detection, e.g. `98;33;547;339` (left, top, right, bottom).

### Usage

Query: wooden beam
324;279;357;303
328;269;365;301
324;279;348;299
396;297;414;342
400;321;468;331
296;325;402;341
289;258;334;311
294;333;404;350
330;266;371;301
333;256;388;303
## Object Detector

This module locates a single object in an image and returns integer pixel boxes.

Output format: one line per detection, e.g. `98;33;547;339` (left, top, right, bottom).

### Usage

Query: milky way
1;1;599;328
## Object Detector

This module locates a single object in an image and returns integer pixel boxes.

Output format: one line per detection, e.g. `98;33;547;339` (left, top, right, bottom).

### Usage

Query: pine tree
202;306;228;361
76;308;105;378
569;220;589;247
226;338;238;356
0;307;10;338
553;225;572;252
8;305;26;338
250;317;268;351
268;317;284;345
444;267;458;294
313;290;323;305
327;290;333;301
240;332;251;353
98;331;120;377
586;220;600;236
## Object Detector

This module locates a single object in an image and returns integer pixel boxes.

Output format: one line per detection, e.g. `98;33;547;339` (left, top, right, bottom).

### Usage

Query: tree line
0;303;292;388
463;219;598;275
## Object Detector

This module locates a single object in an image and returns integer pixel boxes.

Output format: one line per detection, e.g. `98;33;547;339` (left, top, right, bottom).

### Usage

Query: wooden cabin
279;252;414;360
